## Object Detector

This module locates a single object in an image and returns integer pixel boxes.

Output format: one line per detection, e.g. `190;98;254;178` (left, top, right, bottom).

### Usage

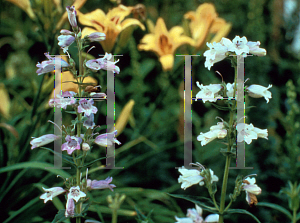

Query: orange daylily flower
138;17;195;71
185;3;231;50
77;5;145;53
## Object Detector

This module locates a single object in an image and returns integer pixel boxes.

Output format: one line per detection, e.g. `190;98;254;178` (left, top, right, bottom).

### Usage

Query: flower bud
66;6;77;28
60;29;74;35
86;32;106;42
82;143;90;151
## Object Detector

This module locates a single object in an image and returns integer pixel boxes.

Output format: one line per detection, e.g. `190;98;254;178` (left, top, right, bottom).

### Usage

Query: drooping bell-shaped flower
94;130;121;147
36;52;70;75
87;176;116;191
40;187;65;203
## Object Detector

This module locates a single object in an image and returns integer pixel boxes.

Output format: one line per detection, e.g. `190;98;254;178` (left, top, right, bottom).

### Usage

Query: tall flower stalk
175;36;269;223
31;5;121;223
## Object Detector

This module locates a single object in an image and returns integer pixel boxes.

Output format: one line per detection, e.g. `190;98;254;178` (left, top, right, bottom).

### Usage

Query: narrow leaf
256;202;293;219
226;209;261;223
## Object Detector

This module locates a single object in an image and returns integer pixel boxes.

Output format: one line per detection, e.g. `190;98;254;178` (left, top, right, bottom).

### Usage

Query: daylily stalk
218;59;237;223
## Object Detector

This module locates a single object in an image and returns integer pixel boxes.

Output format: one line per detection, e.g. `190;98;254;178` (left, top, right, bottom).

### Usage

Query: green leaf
226;209;261;223
168;194;218;213
52;209;68;223
0;161;71;178
40;147;76;167
256;202;293;219
80;156;107;168
296;212;300;220
64;111;77;114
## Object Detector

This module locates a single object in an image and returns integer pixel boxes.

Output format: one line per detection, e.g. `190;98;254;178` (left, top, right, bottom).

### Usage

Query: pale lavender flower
87;177;116;191
66;6;77;28
242;177;262;206
78;99;98;116
247;41;267;56
30;134;61;149
90;92;106;98
86;32;106;42
36;52;70;75
83;113;95;129
40;187;65;203
228;36;249;55
49;91;76;109
68;186;86;202
94;130;121;147
86;53;120;74
175;205;219;223
65;196;75;217
178;167;205;190
58;35;75;53
61;135;82;155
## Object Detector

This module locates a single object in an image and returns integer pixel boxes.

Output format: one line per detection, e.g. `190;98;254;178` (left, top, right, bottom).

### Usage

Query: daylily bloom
87;176;116;191
65;196;75;217
236;123;268;144
86;53;120;74
40;187;65;203
49;91;76;109
78;99;98;116
178;167;205;190
68;186;86;202
197;122;227;146
77;5;145;52
138;17;195;71
58;35;75;53
175;205;219;223
30;134;61;149
61;135;82;155
66;6;77;28
94;130;121;147
184;3;224;50
195;82;222;103
246;84;272;103
242;177;262;206
36;52;70;75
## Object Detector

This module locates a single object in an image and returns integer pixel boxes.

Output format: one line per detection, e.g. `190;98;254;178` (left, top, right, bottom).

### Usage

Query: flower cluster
196;82;272;103
203;36;267;70
175;205;219;223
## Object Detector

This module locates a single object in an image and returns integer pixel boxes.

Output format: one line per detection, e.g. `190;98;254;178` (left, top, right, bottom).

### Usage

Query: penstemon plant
30;6;122;223
172;36;270;223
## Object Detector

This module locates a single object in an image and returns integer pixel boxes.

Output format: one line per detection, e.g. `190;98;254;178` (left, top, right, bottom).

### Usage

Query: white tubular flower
178;167;205;190
246;84;272;103
236;123;257;144
68;186;86;202
203;42;228;70
204;214;219;222
228;36;249;55
208;169;219;184
247;41;266;56
195;82;222;103
40;187;65;203
242;177;262;206
226;83;238;98
236;123;268;144
197;122;227;146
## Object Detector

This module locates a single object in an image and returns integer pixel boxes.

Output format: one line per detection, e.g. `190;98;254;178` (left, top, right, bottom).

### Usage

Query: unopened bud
82;143;90;151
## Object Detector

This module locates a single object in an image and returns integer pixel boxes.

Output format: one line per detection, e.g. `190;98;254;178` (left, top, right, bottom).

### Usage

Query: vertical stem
218;60;238;223
112;209;118;223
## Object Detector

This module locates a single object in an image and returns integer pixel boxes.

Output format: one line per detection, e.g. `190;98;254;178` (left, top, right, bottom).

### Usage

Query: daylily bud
82;142;90;151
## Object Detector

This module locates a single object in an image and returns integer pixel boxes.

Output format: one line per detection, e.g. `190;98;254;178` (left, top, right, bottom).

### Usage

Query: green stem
112;209;118;223
218;59;238;223
292;208;296;223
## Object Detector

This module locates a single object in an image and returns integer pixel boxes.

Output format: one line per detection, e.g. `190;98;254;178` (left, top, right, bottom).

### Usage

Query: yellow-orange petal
159;54;174;71
121;18;145;31
155;18;168;35
0;83;10;119
138;34;156;51
77;9;106;28
210;22;232;44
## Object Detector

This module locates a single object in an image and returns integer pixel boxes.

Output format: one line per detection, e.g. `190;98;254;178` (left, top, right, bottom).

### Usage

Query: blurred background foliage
0;0;300;222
